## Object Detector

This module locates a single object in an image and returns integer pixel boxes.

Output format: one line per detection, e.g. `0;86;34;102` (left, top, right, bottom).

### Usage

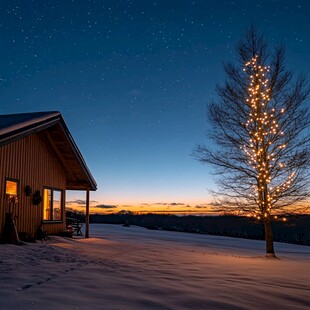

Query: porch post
85;189;90;238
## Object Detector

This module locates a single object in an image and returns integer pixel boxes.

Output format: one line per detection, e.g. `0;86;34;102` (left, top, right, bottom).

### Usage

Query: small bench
66;217;83;236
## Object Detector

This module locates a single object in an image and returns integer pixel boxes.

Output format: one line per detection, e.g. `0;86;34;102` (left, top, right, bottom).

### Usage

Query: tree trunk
264;218;276;258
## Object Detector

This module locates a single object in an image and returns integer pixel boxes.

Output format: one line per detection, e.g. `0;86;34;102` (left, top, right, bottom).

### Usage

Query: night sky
1;1;310;213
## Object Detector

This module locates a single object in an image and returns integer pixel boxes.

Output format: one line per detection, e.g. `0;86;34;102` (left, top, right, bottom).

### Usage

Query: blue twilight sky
1;1;310;210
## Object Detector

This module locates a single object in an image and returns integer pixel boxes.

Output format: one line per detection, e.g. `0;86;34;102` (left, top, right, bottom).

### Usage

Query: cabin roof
0;111;97;191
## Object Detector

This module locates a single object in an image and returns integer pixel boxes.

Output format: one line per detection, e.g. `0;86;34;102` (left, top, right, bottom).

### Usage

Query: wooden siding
0;133;67;238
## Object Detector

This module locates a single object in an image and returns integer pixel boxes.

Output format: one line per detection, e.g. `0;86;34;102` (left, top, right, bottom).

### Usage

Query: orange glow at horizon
66;198;310;216
66;191;309;216
66;201;219;215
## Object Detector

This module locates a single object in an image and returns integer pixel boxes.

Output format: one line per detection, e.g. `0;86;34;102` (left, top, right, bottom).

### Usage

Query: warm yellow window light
6;180;18;196
43;189;52;221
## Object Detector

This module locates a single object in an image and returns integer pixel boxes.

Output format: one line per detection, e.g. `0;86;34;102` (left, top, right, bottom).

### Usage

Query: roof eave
57;117;97;191
0;112;97;191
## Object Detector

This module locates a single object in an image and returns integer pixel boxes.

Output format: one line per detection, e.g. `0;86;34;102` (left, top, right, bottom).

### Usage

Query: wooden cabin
0;111;97;241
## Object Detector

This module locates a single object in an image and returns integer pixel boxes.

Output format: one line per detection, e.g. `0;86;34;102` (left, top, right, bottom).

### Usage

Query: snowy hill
0;224;309;309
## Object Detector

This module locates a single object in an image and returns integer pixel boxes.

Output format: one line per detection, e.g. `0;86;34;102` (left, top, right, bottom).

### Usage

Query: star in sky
1;0;309;213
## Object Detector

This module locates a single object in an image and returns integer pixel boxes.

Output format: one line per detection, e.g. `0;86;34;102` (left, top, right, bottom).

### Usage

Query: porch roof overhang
0;111;97;191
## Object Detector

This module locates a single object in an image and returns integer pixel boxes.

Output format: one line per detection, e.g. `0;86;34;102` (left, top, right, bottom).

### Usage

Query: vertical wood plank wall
0;133;66;238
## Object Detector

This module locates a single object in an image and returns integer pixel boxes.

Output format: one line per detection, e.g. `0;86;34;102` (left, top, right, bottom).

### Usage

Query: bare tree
194;28;310;257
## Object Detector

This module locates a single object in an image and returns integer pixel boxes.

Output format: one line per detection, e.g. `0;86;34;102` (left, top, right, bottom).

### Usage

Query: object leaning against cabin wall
3;179;20;244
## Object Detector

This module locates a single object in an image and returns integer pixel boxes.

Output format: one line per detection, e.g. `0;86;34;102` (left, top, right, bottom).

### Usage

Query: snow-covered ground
0;224;309;310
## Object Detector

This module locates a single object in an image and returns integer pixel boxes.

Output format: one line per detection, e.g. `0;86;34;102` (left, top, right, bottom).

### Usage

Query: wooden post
85;189;90;238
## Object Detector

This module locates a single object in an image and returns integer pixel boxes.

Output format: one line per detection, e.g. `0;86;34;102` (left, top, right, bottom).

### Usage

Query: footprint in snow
17;283;32;291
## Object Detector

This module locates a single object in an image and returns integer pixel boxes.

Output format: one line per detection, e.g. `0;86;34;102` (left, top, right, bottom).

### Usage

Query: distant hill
67;211;310;246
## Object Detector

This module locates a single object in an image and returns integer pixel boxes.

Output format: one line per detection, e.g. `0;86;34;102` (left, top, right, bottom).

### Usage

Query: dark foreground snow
0;224;309;309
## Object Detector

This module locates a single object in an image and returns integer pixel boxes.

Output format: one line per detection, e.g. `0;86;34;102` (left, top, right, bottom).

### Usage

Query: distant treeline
66;210;310;245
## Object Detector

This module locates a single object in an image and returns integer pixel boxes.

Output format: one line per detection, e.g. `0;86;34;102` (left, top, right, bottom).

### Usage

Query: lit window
43;188;63;221
43;189;52;221
6;180;18;196
53;190;62;221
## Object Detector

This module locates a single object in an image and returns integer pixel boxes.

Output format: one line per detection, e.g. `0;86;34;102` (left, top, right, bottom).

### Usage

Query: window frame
5;178;19;198
42;187;63;223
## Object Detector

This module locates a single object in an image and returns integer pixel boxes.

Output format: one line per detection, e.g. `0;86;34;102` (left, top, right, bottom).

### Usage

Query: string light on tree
242;55;296;221
195;28;310;257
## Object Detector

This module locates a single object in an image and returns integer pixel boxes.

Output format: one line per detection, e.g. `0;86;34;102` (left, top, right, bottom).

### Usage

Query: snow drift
0;224;309;309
